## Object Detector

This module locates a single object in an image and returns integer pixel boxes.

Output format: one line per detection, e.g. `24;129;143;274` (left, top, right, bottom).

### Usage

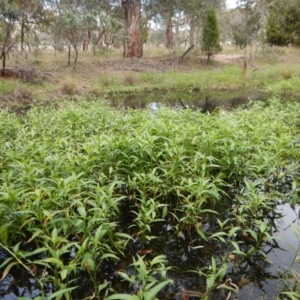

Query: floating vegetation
0;98;300;299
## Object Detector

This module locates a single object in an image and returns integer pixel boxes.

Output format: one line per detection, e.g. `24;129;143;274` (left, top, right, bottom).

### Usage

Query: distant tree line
0;0;299;72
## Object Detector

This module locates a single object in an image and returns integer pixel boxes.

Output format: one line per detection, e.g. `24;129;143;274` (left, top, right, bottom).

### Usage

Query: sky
226;0;238;9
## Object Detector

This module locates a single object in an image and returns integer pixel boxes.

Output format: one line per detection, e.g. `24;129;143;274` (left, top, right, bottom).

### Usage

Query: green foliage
266;0;300;46
233;28;247;50
51;5;100;65
231;0;261;49
201;8;222;63
266;77;300;98
106;255;173;300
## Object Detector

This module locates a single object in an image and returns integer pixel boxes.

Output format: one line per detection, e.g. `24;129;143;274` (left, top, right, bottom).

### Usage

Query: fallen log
178;44;194;63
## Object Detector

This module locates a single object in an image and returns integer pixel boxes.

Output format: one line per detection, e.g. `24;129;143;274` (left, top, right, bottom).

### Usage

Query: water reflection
108;89;263;113
1;203;300;300
238;203;300;300
268;203;300;272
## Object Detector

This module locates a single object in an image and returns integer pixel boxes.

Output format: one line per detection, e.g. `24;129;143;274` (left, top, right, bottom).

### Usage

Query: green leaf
51;227;58;243
105;294;140;300
43;258;64;268
98;281;110;292
209;232;227;243
259;221;267;233
0;224;8;245
23;247;48;258
246;229;258;242
95;226;107;242
118;271;136;284
100;253;118;260
231;241;243;253
0;261;18;281
206;274;216;291
77;206;86;218
60;269;68;280
195;223;207;240
26;229;43;243
47;286;78;300
144;280;173;300
150;255;166;266
280;291;300;300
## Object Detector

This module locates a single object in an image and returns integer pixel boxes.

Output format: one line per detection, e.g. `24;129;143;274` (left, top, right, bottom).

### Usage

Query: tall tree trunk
93;29;105;55
189;19;196;46
83;31;91;51
68;44;71;67
1;26;11;76
21;19;25;53
165;14;173;49
73;43;78;67
1;48;6;76
122;0;141;58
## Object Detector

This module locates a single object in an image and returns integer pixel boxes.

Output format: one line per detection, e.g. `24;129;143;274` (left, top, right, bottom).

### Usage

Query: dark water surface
107;89;265;112
237;203;300;300
1;202;299;300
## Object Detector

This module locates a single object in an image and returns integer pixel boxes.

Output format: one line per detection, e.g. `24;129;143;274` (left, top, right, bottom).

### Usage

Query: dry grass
60;78;79;95
281;69;294;80
123;73;140;86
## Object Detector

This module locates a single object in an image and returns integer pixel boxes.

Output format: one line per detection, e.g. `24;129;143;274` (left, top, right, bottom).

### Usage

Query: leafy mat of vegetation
0;98;300;299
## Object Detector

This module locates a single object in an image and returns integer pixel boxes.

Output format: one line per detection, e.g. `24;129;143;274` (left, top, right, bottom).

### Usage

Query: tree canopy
0;0;300;67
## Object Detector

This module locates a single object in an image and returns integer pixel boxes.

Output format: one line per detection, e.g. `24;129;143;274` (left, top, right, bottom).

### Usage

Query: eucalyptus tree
0;0;20;75
181;0;203;46
121;0;165;57
231;0;262;51
158;0;178;49
51;0;102;66
79;0;120;52
121;0;141;58
144;0;183;50
16;0;50;55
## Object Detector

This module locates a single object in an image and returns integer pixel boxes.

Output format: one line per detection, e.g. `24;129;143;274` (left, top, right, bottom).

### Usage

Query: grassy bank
2;46;300;110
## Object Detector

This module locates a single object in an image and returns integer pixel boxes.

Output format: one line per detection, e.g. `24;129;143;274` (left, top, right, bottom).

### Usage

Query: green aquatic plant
0;98;300;298
105;255;173;300
195;256;228;299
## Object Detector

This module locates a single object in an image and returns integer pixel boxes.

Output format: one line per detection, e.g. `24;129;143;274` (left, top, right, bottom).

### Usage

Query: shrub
281;69;294;80
123;73;139;86
60;79;78;95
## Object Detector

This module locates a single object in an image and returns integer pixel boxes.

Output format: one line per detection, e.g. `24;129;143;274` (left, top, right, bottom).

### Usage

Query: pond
1;187;299;300
0;95;299;300
237;203;300;300
106;88;265;112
